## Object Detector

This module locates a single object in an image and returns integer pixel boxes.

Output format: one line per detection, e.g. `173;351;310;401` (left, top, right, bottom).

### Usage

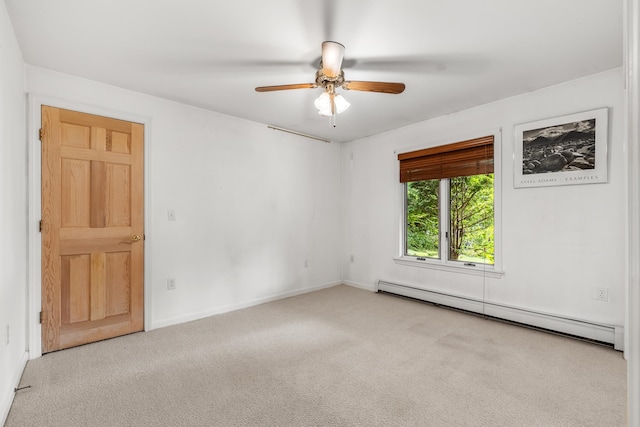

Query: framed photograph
514;107;608;188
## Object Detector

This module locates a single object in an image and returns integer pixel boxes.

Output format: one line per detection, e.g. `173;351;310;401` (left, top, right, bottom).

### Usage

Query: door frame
27;94;153;359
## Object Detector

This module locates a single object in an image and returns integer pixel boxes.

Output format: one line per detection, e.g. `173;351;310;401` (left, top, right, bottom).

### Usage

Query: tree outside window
406;175;494;265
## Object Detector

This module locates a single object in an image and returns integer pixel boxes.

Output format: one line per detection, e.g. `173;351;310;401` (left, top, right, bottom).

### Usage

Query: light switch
168;210;176;221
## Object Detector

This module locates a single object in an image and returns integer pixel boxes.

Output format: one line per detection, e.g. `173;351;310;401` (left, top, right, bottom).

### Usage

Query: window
399;135;497;269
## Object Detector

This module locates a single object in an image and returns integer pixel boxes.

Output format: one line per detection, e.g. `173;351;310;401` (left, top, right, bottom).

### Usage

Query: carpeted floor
6;285;627;426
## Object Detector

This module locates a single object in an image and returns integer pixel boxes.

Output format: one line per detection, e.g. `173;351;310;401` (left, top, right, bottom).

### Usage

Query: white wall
25;65;343;330
0;1;28;424
342;68;626;327
625;0;640;421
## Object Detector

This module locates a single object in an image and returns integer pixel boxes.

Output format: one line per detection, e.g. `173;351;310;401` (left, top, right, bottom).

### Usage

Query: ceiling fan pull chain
330;92;337;127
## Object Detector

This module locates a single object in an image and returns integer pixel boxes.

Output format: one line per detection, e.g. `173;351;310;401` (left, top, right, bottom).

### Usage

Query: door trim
28;94;153;359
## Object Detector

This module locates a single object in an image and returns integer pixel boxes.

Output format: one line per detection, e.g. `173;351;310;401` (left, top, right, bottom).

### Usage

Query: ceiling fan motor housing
316;70;345;91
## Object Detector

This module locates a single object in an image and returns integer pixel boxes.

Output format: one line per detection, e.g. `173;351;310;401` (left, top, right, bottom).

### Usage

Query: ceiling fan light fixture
321;41;345;77
315;92;350;116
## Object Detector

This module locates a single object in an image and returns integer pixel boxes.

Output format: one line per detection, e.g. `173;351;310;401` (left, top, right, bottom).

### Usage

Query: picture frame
513;107;608;188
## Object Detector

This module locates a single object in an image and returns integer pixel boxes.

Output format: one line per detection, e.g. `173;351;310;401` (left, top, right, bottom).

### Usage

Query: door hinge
39;220;43;232
39;128;44;141
39;311;43;324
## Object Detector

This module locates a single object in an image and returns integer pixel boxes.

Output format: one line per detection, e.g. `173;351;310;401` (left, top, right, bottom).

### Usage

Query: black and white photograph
514;108;608;188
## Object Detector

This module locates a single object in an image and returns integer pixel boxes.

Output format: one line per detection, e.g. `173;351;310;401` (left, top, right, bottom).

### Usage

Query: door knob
130;235;141;242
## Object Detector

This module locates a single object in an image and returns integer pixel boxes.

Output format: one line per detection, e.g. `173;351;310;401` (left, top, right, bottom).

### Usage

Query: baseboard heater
377;280;624;351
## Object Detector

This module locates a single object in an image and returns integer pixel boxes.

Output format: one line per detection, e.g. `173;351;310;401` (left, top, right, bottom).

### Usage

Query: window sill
393;257;505;278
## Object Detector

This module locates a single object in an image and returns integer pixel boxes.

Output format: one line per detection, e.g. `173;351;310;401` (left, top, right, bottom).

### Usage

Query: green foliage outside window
406;174;494;265
449;175;494;264
406;180;439;258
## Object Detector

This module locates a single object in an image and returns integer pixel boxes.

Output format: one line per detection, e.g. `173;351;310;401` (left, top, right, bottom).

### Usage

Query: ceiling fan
255;41;405;127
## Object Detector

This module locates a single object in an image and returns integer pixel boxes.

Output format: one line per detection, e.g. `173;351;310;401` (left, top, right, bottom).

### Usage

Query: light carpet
6;285;627;426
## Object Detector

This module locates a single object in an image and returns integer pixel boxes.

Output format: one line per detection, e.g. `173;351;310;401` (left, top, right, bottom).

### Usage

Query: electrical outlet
595;287;609;302
167;278;176;290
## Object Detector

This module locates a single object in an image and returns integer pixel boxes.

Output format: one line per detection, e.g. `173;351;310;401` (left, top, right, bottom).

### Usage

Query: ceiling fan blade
255;83;317;92
321;41;345;78
342;81;406;94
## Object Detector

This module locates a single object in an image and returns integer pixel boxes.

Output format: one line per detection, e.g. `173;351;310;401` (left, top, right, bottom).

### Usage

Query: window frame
394;130;504;278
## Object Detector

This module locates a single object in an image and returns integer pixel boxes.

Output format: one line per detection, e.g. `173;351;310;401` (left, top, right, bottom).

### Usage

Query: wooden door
41;106;144;353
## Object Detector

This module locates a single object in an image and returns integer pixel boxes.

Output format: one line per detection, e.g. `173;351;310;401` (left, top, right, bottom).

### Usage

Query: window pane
406;180;439;258
449;174;494;265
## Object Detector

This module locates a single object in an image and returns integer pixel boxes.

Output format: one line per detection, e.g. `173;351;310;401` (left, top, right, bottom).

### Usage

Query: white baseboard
0;351;29;426
342;280;378;292
377;280;624;350
151;281;342;330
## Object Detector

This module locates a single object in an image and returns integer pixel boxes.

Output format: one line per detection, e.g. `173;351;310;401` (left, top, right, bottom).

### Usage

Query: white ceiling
4;0;623;143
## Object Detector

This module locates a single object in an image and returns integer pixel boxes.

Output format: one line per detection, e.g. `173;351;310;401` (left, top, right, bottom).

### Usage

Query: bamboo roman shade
398;135;494;182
